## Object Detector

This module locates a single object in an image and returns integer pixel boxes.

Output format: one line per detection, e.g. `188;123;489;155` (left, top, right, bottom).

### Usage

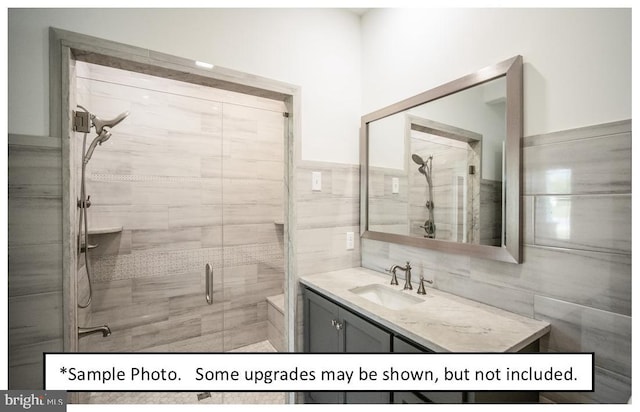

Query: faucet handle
417;275;434;295
417;275;430;295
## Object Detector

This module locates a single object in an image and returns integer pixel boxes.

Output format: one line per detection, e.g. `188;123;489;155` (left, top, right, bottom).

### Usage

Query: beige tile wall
293;160;362;352
76;62;286;353
295;160;361;276
8;135;64;389
362;120;632;403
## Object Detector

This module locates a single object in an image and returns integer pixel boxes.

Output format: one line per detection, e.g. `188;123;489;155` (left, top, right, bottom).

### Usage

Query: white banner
44;353;593;392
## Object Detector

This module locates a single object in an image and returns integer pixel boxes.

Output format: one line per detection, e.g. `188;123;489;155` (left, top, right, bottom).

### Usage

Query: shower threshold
84;340;285;405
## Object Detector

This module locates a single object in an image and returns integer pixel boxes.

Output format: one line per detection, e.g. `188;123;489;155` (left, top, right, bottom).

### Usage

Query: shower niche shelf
86;226;123;235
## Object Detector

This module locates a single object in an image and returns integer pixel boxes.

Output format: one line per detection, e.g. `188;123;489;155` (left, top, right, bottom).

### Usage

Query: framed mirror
360;56;522;263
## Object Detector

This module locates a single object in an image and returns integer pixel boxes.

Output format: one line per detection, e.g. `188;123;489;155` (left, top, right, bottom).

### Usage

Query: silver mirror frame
360;55;523;263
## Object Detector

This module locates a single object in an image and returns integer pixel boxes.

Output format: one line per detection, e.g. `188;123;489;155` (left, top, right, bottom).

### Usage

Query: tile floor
86;340;286;404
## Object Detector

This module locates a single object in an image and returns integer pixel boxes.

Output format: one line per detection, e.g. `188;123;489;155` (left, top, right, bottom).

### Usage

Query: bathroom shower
75;105;129;309
412;153;436;238
72;61;287;406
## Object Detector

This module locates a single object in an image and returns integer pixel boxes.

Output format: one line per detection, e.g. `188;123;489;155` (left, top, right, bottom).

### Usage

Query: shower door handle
205;263;213;305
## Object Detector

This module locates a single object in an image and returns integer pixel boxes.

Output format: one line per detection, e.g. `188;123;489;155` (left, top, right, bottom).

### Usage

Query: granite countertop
299;267;550;353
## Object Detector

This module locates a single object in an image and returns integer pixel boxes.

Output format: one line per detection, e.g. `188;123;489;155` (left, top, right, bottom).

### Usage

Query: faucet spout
78;325;111;339
389;262;412;290
387;265;401;285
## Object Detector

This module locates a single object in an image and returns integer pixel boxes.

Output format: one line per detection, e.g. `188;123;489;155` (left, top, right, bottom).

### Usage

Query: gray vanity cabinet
303;288;391;404
303;285;542;404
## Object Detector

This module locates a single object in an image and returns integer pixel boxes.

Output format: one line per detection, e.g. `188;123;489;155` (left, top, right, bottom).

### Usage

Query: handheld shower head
83;130;112;165
98;130;112;145
92;111;130;134
76;107;129;165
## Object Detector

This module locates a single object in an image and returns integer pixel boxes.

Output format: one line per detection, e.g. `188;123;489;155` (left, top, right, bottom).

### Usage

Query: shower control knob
77;195;92;209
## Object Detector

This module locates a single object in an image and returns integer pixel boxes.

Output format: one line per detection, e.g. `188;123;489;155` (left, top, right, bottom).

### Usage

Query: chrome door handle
205;263;213;305
331;319;343;330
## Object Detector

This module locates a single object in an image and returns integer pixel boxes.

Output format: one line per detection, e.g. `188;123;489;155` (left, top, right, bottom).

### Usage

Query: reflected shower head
92;111;130;134
411;154;425;166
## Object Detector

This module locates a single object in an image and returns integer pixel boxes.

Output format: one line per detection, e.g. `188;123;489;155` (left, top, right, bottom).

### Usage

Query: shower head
412;154;425;166
76;108;129;165
83;130;112;165
98;130;112;145
92;111;129;134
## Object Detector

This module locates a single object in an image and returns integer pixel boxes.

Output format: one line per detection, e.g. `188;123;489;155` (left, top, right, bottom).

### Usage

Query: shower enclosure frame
49;28;299;401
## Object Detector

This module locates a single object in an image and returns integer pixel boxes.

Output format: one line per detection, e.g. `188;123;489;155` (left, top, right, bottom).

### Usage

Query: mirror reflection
368;76;506;246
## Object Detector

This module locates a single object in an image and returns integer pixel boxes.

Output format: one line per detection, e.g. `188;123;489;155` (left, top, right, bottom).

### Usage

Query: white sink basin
349;284;423;310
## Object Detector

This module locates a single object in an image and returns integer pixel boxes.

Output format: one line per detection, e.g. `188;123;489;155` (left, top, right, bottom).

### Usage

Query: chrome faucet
78;325;111;339
388;261;412;290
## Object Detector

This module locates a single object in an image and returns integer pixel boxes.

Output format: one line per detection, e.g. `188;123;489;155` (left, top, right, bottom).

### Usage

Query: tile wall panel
534;296;631;377
8;136;64;389
534;194;631;253
295;162;361;277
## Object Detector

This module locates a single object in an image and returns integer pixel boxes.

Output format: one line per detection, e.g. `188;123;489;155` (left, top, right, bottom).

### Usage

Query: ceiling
346;8;371;16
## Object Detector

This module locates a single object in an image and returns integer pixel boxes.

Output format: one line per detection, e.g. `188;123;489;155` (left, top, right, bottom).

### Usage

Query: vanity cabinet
303;288;391;404
303;285;540;404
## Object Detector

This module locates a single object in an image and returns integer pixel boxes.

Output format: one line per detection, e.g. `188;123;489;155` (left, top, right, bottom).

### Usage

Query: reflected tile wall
361;120;632;404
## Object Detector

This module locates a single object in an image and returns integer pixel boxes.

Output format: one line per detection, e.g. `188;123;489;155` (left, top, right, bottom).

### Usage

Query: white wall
361;8;631;137
7;8;362;164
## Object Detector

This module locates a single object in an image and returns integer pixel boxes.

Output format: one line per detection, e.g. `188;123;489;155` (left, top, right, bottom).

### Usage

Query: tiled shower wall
362;120;632;403
76;62;285;353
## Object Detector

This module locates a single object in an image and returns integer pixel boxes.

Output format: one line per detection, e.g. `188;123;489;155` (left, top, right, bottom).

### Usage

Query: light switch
312;171;322;191
392;177;399;194
346;232;354;250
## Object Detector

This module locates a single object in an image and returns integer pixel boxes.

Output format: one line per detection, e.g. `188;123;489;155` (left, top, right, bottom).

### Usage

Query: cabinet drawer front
341;309;391;353
304;289;340;353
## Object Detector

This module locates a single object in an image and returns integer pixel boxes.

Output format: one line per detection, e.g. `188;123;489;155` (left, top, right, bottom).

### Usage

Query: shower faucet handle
77;195;91;209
